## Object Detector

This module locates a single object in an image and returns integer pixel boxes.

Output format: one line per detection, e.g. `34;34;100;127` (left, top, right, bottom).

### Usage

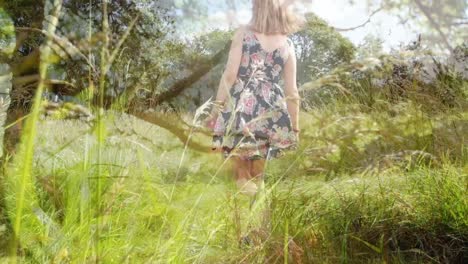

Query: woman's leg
229;155;256;245
250;158;266;185
249;158;271;235
231;155;250;181
231;155;257;196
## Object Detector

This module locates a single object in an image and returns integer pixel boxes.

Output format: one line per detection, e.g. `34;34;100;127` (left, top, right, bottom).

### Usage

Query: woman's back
236;27;292;87
249;30;289;53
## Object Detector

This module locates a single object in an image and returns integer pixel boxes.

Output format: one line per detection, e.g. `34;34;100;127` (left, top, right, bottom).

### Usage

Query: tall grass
4;0;62;262
1;96;465;263
269;161;467;263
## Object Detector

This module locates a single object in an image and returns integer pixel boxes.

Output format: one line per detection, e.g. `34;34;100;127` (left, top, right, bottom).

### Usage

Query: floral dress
211;29;299;161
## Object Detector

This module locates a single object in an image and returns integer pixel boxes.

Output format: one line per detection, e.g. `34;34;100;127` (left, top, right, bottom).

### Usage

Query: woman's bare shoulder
231;25;249;42
235;25;251;35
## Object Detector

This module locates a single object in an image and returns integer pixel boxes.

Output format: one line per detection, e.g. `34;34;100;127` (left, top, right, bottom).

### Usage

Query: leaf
94;116;108;143
349;234;382;253
0;8;16;57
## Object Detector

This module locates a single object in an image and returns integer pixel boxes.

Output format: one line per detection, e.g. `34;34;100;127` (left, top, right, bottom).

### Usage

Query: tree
370;0;467;54
0;0;193;155
356;34;384;60
291;13;356;85
0;0;232;254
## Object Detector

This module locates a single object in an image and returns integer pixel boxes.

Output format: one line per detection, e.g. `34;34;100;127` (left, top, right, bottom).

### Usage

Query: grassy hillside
1;97;466;263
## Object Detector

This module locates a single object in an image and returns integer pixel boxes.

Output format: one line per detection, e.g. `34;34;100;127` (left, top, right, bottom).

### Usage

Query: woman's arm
211;27;244;114
283;41;301;131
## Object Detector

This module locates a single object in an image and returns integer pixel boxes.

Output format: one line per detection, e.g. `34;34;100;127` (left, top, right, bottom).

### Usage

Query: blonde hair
249;0;305;35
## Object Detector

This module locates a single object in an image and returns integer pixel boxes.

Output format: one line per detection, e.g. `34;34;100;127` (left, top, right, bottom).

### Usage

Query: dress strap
241;26;255;46
246;26;255;35
286;37;293;47
283;37;294;60
247;28;257;42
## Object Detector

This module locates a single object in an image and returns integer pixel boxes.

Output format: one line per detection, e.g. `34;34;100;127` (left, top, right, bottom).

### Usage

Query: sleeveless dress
211;29;299;161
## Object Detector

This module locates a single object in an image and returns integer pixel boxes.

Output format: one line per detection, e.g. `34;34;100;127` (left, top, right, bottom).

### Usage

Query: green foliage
301;44;468;112
378;0;467;52
0;8;15;58
292;101;467;178
291;13;356;85
1;102;466;262
356;34;384;61
3;1;63;261
169;29;233;111
2;0;181;110
0;8;14;145
191;29;233;57
272;163;467;263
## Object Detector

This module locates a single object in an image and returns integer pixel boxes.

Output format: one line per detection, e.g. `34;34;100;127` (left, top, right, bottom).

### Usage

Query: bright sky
305;0;417;50
198;0;419;51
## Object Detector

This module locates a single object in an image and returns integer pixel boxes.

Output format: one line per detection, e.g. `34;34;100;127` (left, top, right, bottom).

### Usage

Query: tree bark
130;111;213;153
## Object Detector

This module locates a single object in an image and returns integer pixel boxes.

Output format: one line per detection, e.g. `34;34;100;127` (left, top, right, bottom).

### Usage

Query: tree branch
413;0;453;53
130;111;213;153
333;7;383;32
15;27;96;73
12;74;79;95
149;41;230;106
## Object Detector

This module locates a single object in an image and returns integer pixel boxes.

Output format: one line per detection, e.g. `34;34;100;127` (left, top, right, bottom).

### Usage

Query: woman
205;0;303;242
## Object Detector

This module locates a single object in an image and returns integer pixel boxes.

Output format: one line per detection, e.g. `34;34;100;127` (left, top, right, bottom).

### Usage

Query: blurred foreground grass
0;99;467;263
